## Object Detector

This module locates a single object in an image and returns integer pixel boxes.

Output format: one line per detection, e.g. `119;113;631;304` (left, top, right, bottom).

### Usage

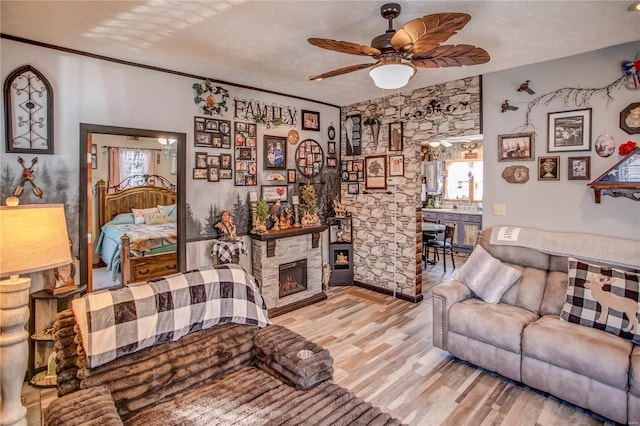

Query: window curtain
108;147;158;192
108;147;121;194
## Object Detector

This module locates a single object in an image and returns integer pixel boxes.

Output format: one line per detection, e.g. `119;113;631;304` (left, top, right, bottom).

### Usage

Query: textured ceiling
1;1;639;106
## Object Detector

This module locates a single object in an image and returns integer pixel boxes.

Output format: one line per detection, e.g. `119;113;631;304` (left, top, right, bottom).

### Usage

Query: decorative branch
517;76;625;131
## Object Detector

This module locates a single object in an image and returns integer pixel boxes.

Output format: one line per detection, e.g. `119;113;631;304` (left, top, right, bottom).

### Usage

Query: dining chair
426;224;456;272
422;219;439;268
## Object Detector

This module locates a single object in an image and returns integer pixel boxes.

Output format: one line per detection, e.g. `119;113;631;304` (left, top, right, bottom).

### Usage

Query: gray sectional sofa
433;226;640;424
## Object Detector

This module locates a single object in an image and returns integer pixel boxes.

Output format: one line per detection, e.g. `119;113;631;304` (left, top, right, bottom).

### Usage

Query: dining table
422;223;446;233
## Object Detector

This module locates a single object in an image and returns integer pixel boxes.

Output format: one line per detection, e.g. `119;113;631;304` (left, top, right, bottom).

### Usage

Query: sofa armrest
254;325;333;389
432;280;473;350
44;385;122;426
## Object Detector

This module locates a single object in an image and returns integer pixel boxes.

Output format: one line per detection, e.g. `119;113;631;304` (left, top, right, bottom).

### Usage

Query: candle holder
250;200;258;233
292;197;301;227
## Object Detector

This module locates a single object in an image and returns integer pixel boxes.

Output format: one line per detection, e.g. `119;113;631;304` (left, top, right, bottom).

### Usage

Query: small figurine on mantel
332;199;346;218
214;210;238;241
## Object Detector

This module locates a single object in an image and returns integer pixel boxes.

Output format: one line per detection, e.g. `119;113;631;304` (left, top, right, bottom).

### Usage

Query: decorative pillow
158;204;177;222
157;204;176;217
561;257;640;343
452;244;522;304
144;212;169;225
132;207;159;225
109;213;135;225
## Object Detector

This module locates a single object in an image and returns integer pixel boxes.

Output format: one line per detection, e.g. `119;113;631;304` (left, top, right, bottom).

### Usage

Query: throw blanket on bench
72;265;270;369
489;226;640;270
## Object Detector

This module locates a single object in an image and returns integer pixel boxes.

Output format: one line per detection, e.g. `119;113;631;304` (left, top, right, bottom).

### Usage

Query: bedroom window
109;147;158;190
120;148;155;178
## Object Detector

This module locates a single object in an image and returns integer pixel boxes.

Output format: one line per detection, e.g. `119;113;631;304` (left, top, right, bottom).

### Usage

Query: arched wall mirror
79;124;186;292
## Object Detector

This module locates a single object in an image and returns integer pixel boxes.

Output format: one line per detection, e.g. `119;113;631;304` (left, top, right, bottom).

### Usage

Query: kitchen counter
422;208;482;216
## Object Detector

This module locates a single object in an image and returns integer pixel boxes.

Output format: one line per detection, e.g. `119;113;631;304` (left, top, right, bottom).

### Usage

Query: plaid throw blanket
72;265;270;369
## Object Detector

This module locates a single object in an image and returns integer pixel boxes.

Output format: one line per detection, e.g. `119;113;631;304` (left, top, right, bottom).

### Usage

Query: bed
95;175;178;285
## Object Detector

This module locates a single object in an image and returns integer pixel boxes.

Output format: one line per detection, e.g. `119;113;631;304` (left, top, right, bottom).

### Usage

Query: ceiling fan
308;3;490;90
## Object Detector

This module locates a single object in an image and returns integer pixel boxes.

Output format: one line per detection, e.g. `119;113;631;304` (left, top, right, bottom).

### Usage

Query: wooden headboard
97;175;176;229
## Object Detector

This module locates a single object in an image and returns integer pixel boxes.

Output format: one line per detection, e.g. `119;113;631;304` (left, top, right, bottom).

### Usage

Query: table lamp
0;201;72;426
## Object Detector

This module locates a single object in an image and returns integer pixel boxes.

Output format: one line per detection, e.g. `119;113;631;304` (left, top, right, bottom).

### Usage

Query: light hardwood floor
23;264;612;425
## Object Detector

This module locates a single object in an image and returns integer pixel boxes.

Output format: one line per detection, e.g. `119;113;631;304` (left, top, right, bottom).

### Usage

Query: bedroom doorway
79;124;187;292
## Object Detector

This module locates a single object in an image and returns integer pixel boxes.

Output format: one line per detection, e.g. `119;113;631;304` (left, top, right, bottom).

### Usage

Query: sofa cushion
540;271;569;316
449;299;538;353
499;266;547;315
561;257;640;343
631;345;640;398
522;315;632;389
452;245;522;304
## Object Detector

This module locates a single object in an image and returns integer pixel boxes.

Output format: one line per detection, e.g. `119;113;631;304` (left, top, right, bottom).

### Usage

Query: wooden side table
28;285;86;387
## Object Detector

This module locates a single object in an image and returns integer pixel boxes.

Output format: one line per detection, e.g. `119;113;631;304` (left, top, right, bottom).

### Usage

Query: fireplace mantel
249;225;327;257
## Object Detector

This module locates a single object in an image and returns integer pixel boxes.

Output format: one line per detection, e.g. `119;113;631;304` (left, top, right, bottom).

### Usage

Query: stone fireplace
279;259;307;298
250;225;327;316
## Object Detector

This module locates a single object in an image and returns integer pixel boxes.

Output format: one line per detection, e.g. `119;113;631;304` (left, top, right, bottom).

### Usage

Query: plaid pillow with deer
561;258;640;343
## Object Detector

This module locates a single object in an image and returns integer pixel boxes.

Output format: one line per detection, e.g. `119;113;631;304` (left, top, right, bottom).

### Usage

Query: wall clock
327;124;335;140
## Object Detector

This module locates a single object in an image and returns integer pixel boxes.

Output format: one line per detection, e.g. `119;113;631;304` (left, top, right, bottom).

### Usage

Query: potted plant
255;199;269;233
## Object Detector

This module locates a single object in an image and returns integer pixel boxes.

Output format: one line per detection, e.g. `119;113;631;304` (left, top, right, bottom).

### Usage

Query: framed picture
194;119;205;132
345;114;362;156
327;157;337;167
365;155;387;190
547;108;591;152
264;135;286;169
287;169;296;183
220;169;232;179
388;122;403;151
538;156;560;181
301;110;320;131
620;102;640;135
193;168;208;179
205;119;218;131
207;154;220;167
497;132;535;161
194;131;213;147
261;185;288;202
207;166;219;182
568;156;591;180
352;159;363;172
195;152;208;169
347;183;359;195
220;153;232;169
328;141;336;155
389;154;404;176
91;144;97;169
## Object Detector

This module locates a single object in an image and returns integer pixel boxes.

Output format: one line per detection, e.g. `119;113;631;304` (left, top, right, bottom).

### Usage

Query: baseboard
268;292;328;317
354;281;423;303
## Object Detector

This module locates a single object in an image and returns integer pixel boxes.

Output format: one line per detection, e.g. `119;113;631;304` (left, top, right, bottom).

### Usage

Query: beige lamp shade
0;204;72;277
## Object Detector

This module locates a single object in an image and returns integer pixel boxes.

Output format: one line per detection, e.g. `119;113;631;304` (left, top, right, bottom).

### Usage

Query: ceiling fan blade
309;62;379;81
308;38;381;57
412;45;490;68
391;13;471;54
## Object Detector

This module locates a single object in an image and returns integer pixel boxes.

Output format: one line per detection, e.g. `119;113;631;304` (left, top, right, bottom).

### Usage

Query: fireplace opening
279;259;307;298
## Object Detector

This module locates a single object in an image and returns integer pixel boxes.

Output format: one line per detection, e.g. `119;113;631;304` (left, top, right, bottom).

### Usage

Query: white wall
1;38;340;290
483;42;640;240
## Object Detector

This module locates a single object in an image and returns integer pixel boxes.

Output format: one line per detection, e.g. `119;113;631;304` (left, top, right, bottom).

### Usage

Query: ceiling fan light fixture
369;57;416;90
